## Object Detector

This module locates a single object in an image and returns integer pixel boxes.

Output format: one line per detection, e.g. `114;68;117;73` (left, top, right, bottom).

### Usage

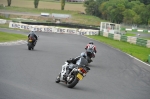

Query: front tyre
67;76;79;88
55;73;61;83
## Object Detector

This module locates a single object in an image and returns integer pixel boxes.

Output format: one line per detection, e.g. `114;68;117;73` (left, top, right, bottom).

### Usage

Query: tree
140;4;150;25
61;0;65;10
123;9;136;24
96;0;109;5
84;0;100;16
112;4;125;23
132;3;145;14
139;0;150;5
7;0;11;6
86;0;150;25
99;0;126;23
34;0;40;8
148;20;150;26
133;14;142;24
84;0;95;15
99;2;108;20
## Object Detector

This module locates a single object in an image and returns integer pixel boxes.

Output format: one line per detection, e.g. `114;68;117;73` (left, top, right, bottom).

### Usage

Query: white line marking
127;54;150;66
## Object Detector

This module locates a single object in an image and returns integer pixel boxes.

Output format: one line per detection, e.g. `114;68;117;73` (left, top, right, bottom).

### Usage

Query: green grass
0;31;27;42
86;35;150;62
124;32;136;36
0;23;9;28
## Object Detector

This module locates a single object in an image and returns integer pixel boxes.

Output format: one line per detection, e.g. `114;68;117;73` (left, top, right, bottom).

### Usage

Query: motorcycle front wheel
55;73;61;83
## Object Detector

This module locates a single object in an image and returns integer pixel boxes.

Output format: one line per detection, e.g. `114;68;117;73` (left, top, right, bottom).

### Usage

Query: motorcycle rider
64;52;88;80
28;30;38;46
85;41;97;61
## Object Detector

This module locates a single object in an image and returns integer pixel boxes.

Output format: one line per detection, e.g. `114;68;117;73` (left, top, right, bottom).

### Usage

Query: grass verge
0;31;27;42
86;35;150;63
0;23;9;28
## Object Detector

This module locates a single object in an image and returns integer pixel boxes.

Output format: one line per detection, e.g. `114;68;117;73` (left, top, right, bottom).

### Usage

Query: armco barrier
114;34;121;41
103;32;108;37
148;55;150;63
136;38;147;47
102;32;150;48
120;35;127;42
125;28;150;33
99;31;103;36
127;36;137;44
108;33;114;39
147;40;150;48
9;22;99;35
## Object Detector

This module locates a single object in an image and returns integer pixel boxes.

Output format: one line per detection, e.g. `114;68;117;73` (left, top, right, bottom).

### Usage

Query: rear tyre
67;76;79;88
32;47;34;50
28;43;32;50
28;46;31;50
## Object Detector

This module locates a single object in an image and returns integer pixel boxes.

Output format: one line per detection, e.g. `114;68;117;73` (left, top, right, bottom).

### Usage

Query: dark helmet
30;30;35;34
89;41;93;44
80;52;86;58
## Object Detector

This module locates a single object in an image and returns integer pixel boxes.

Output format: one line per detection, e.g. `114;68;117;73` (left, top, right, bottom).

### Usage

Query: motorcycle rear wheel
67;76;79;88
28;43;33;50
28;46;31;50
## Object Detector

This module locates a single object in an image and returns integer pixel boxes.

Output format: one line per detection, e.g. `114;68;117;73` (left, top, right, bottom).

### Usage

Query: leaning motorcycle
55;58;90;88
27;37;36;50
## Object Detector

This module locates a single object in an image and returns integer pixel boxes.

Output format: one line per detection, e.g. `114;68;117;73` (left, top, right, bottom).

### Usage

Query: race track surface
0;29;150;99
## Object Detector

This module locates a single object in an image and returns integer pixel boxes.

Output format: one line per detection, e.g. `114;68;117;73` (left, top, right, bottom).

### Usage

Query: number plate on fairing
29;40;32;42
77;73;83;80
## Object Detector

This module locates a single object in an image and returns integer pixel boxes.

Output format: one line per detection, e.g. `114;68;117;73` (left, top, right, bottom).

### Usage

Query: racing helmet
80;52;86;58
89;41;93;44
31;31;35;33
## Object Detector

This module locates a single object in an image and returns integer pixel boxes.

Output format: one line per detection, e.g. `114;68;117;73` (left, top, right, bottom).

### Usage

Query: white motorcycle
55;57;90;88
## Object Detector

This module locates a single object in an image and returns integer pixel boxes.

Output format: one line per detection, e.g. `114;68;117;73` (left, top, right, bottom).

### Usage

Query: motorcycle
27;37;36;50
55;57;90;88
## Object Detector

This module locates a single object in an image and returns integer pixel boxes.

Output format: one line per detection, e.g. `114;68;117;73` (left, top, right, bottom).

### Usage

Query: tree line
84;0;150;25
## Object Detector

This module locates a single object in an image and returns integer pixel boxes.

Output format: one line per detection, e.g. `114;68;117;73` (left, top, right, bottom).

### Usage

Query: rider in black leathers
28;31;38;46
64;52;88;79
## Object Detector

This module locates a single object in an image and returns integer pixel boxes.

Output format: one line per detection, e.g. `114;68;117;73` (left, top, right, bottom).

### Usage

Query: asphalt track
0;29;150;99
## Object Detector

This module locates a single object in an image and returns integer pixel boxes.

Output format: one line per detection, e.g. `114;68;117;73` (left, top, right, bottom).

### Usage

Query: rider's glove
67;59;72;63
